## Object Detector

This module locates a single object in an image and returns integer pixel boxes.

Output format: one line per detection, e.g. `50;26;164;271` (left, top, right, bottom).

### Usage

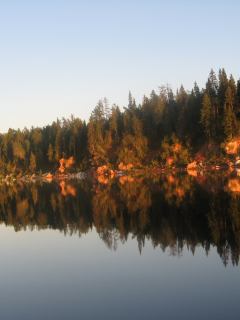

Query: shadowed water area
0;172;240;319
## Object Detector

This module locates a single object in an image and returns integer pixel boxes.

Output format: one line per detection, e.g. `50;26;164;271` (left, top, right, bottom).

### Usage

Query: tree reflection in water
0;171;240;267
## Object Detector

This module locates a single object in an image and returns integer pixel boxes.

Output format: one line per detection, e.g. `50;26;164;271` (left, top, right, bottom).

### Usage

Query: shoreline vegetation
1;68;240;180
2;157;240;184
1;168;240;184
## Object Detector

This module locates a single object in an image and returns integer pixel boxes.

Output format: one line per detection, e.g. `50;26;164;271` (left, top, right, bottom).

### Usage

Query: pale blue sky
1;0;240;133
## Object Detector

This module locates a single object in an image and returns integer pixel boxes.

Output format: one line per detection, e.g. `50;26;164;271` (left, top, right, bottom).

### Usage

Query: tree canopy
1;69;240;175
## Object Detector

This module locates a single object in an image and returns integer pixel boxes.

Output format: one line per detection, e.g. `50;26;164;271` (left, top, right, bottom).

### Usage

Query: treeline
0;68;240;174
0;116;88;175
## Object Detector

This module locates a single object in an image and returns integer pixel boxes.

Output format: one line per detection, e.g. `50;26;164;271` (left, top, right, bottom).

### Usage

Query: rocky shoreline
2;139;240;183
1;163;240;184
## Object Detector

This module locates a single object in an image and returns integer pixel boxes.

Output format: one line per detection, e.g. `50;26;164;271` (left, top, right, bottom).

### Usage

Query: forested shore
1;68;240;177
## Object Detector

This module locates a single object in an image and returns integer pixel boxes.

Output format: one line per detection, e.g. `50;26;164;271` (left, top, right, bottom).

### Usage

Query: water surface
0;172;240;319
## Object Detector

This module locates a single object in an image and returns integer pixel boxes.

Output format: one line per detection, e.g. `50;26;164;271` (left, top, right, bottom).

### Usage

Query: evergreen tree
225;86;235;110
237;79;240;101
54;130;61;161
128;91;133;109
223;105;235;140
103;97;111;120
193;81;200;97
47;143;54;163
200;93;212;139
91;100;105;122
87;118;96;165
218;68;229;110
206;69;218;98
176;85;189;139
228;74;237;97
29;152;36;173
109;105;119;141
12;141;25;160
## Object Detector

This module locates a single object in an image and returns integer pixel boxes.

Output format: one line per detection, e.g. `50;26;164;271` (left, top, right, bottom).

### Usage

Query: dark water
0;172;240;319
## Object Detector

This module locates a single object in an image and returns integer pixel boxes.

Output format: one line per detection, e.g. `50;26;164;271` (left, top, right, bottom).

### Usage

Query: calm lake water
0;172;240;320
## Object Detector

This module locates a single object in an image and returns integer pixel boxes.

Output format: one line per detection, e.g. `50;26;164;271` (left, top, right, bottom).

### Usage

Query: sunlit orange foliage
97;176;109;184
66;156;74;168
187;170;198;177
176;187;185;197
118;163;134;170
228;179;240;193
173;143;181;152
119;176;135;185
166;157;174;166
60;181;67;196
59;159;65;173
167;175;175;184
66;184;76;196
60;180;76;196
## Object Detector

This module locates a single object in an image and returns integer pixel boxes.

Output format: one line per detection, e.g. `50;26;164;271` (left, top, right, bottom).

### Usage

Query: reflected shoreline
1;172;240;267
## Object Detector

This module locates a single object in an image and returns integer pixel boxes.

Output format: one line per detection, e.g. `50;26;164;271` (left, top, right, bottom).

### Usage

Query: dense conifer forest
1;68;240;175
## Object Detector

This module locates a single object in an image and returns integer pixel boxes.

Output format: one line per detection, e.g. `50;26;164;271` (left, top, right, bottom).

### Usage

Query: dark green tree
200;93;212;139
